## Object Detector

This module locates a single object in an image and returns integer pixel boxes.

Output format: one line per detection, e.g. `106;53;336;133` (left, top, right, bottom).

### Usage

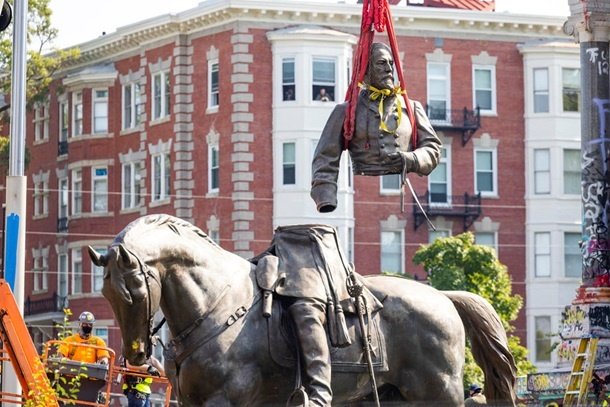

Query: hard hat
469;384;482;392
79;311;95;324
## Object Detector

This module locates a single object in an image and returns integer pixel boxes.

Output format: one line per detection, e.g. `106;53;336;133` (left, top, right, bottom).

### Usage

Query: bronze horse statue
88;214;517;406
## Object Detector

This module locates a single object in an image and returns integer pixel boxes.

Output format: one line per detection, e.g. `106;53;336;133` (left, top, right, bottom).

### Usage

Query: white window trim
58;177;69;219
59;100;68;143
151;152;170;202
533;148;551;195
472;64;497;115
380;174;401;195
532;67;550;114
426;62;451;123
429;146;452;206
57;252;69;298
122;82;141;130
71;91;83;137
91;247;106;293
151;70;170;120
561;67;581;114
534;231;551;278
71;169;83;216
121;161;142;210
91;166;108;213
281;141;297;187
92;88;109;134
474;148;498;197
71;248;83;295
208;144;219;193
281;57;296;103
380;229;405;274
207;59;219;112
311;56;337;102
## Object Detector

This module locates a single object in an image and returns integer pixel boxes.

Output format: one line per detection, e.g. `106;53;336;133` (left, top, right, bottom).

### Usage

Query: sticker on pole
4;213;20;291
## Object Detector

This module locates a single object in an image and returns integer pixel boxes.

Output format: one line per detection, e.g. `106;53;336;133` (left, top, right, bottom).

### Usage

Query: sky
47;0;571;50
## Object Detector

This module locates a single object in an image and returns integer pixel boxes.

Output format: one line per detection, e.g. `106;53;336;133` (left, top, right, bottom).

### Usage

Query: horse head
88;244;162;366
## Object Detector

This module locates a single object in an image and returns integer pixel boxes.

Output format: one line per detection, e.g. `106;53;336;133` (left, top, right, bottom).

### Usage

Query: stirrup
286;386;309;407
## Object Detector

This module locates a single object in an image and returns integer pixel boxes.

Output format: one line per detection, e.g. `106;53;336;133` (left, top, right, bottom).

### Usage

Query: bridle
121;246;162;359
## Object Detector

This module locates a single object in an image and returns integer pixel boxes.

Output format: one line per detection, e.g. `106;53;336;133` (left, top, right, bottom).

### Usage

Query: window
473;65;496;113
381;231;403;274
475;149;497;196
71;248;82;294
33;102;49;142
33;180;48;217
92;167;108;213
563;149;580;195
152;152;171;201
282;142;296;185
562;68;580;112
71;169;82;215
208;60;219;109
564;232;581;278
94;327;108;344
33;255;49;291
347;226;354;264
72;91;83;136
535;316;552;362
427;62;450;122
209;229;220;244
535;232;551;277
282;58;296;101
152;71;171;120
429;229;450;243
312;58;335;102
58;253;68;299
59;101;68;143
122;161;142;209
381;174;401;192
475;232;497;252
429;147;450;204
208;144;219;192
123;82;142;129
91;248;106;293
93;89;108;133
59;178;69;219
534;149;550;194
533;68;549;113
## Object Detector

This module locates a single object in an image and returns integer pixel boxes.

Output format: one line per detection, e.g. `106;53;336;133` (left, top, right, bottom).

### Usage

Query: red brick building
1;0;571;379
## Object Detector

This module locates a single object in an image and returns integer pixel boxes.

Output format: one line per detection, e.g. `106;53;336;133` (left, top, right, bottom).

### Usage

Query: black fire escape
412;106;482;230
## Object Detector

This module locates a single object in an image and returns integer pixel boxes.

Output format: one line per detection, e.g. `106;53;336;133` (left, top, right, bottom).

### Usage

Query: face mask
81;325;93;335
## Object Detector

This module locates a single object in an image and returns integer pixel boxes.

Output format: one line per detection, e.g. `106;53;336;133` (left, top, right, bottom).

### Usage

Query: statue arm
311;104;347;213
402;100;442;176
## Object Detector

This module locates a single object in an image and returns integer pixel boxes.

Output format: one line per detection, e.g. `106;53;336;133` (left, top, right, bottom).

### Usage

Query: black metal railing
57;217;68;232
413;191;482;231
425;106;481;146
24;292;68;316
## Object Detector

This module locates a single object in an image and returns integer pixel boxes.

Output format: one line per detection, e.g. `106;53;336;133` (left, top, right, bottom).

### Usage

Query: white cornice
61;0;568;70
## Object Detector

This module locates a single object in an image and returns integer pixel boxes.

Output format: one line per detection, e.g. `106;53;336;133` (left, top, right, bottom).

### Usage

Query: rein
125;247;162;359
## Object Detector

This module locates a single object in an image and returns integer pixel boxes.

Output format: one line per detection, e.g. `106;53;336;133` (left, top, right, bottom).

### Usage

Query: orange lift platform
0;279;172;406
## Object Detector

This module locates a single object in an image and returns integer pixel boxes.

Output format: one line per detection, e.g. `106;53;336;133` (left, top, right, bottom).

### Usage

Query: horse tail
443;290;517;406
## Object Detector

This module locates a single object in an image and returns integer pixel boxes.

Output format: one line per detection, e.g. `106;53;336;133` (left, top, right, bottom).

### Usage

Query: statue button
394;141;399;147
380;144;385;149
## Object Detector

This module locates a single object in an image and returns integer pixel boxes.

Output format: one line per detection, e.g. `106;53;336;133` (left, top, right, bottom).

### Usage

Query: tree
412;232;536;388
0;0;79;115
0;0;78;171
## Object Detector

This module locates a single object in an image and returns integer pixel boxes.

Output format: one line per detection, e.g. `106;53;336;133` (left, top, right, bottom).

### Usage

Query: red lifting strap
342;0;417;150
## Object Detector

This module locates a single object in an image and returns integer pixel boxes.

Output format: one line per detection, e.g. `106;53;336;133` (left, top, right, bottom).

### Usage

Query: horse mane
113;214;221;259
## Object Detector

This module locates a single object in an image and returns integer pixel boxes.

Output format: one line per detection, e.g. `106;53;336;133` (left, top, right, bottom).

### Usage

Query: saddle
252;224;388;373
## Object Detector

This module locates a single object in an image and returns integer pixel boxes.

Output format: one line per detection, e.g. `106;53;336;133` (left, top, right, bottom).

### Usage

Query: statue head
365;42;395;90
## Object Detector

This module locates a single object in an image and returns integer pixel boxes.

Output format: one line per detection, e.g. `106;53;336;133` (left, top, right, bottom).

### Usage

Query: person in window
121;355;165;407
311;42;441;213
284;88;295;101
57;311;110;365
316;87;332;102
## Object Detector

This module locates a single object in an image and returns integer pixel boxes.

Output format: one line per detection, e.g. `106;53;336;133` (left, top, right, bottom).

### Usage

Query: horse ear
118;244;137;268
88;246;107;267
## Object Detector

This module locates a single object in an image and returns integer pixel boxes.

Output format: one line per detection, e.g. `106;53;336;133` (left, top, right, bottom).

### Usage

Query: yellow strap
360;83;405;134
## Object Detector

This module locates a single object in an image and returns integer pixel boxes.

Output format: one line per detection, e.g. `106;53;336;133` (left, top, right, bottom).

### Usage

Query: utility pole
2;0;28;402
